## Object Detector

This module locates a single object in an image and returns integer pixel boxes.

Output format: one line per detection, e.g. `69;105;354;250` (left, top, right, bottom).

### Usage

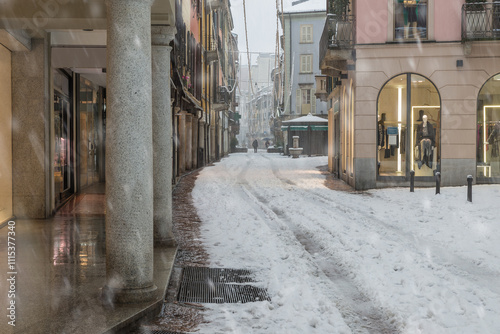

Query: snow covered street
191;151;500;334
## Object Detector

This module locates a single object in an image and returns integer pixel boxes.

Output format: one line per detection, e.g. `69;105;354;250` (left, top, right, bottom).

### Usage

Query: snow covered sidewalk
191;152;500;334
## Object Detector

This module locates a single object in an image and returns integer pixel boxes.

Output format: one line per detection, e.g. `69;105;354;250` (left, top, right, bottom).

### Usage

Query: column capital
151;25;176;46
106;0;155;8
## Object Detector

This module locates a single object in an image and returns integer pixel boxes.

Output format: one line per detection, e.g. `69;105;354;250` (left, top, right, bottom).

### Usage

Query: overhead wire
242;0;255;96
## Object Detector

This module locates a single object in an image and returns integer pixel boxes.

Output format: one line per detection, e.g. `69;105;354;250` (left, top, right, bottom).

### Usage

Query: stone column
152;26;176;246
104;0;156;303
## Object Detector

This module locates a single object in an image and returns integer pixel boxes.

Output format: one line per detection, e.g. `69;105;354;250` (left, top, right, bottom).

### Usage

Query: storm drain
181;266;256;283
178;267;271;304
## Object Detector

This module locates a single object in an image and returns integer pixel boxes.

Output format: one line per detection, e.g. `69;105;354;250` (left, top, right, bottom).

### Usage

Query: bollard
467;175;473;202
410;170;415;192
435;172;441;195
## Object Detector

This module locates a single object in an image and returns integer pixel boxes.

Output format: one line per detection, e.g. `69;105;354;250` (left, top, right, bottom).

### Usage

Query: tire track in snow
269;163;500;296
238;156;401;334
263;159;499;330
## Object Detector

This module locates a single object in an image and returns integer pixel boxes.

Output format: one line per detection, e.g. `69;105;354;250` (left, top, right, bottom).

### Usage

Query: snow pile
192;152;500;333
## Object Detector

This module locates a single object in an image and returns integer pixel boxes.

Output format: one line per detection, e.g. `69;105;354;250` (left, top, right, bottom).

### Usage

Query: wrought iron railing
462;2;500;41
319;14;355;65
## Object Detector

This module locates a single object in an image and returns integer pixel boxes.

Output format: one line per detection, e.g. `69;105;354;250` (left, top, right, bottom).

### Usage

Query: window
394;0;428;40
377;74;440;177
300;25;313;43
296;88;314;115
300;54;312;73
477;74;500;180
302;89;311;105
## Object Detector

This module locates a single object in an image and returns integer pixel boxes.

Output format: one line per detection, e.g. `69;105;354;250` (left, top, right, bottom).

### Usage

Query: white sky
231;0;282;65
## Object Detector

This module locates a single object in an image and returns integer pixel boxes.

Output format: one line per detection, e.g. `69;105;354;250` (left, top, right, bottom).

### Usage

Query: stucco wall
0;45;12;222
289;12;328;115
12;38;51;218
354;41;500;187
434;0;463;41
356;0;388;44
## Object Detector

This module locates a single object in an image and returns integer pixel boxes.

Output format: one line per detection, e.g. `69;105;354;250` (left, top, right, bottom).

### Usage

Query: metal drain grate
178;267;271;304
182;266;256;283
178;281;271;304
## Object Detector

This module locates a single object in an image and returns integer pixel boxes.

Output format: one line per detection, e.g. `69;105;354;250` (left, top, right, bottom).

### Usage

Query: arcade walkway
0;184;176;334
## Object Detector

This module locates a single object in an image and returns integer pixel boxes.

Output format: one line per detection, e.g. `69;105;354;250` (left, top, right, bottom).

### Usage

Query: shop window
477;74;500;180
394;0;428;40
377;73;440;177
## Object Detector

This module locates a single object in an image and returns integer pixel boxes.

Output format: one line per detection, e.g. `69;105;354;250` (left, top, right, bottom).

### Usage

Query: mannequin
377;113;386;150
377;113;386;173
403;0;419;39
487;121;500;158
416;115;435;169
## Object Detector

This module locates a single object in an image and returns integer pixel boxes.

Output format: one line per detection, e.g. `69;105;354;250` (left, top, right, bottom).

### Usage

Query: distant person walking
252;139;258;153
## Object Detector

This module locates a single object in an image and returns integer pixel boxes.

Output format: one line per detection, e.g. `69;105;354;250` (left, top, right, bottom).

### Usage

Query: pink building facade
320;0;500;189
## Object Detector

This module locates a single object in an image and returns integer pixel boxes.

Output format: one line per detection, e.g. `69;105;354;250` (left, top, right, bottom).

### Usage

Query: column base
101;284;158;305
154;237;177;247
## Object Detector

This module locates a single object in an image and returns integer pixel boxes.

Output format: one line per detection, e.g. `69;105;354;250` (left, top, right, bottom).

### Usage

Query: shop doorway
477;73;500;182
377;73;441;179
78;77;100;190
54;91;74;208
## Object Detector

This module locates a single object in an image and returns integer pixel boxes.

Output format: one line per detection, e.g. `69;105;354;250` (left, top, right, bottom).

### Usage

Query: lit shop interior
477;74;500;182
377;73;440;179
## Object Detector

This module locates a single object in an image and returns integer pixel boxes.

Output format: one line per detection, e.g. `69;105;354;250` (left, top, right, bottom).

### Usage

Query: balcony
314;75;329;102
462;2;500;41
205;35;219;63
213;87;230;111
319;13;355;76
207;0;223;10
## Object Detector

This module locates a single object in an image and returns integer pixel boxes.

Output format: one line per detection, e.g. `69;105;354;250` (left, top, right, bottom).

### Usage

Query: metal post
410;170;415;192
467;175;473;202
435;172;441;195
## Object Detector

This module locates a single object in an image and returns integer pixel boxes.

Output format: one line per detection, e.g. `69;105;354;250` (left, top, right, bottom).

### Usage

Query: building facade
321;0;500;189
280;0;329;152
0;0;238;303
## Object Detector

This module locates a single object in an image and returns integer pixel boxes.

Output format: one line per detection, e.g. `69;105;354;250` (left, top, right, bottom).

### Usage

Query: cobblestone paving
141;170;209;334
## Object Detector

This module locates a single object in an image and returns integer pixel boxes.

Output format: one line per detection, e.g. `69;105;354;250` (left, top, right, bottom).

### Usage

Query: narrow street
147;151;500;333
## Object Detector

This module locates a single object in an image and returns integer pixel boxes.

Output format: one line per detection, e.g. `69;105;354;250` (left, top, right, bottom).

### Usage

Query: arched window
477;74;500;180
377;73;440;178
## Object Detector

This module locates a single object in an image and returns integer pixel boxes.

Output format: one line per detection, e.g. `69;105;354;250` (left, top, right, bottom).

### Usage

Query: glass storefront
53;70;74;208
377;73;440;178
395;0;428;40
477;74;500;181
78;77;99;189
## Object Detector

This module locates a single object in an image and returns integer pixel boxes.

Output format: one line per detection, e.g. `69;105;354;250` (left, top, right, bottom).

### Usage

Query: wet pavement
0;183;176;334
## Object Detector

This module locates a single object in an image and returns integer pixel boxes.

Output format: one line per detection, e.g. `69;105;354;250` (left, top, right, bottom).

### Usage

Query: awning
311;125;328;131
289;125;309;131
281;126;289;131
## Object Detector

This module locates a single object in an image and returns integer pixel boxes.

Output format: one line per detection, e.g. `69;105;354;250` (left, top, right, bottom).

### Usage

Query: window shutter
296;89;301;114
311;88;316;113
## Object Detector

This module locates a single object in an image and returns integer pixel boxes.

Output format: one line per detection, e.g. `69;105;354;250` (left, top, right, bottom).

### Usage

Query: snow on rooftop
283;0;326;13
282;113;328;123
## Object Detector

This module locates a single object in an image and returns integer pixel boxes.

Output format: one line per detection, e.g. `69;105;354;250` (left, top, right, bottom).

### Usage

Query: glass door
54;92;74;207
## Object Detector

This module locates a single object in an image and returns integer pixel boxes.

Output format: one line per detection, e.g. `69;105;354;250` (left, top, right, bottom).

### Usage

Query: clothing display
487;121;500;159
415;119;435;169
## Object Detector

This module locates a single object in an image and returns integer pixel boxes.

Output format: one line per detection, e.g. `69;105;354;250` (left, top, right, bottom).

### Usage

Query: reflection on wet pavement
0;183;175;334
